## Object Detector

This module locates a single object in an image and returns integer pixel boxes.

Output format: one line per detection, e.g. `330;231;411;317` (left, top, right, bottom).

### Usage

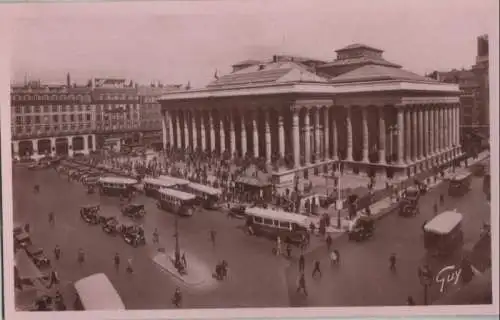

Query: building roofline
159;80;460;102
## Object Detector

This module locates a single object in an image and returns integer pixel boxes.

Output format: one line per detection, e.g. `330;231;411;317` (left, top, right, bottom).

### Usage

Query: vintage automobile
399;187;420;217
228;204;247;219
119;224;146;247
121;204;146;219
14;226;31;249
80;205;101;225
347;215;374;242
25;245;51;268
102;217;120;235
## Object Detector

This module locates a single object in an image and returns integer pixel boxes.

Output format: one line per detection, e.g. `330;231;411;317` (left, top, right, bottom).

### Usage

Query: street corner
152;252;217;291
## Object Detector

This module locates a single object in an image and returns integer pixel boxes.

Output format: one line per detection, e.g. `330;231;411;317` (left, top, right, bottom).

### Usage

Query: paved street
13;162;490;309
286;174;490;307
13;166;290;309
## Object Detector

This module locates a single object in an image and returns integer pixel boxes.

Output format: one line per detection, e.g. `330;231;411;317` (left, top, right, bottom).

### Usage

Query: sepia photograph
1;0;498;319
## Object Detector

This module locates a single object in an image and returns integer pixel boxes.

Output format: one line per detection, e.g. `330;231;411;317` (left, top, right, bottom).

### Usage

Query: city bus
142;177;176;199
73;273;125;310
158;175;190;189
157;188;197;217
184;182;222;209
98;176;137;197
448;171;472;197
244;207;309;245
423;210;464;257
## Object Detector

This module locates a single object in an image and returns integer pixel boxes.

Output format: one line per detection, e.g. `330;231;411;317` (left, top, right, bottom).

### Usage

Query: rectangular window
86;114;91;121
15;106;21;114
24;106;30;113
53;114;59;122
70;114;75;122
52;105;58;112
43;106;49;113
34;116;40;124
78;114;83;121
34;106;41;113
263;218;273;225
16;116;22;125
25;116;32;124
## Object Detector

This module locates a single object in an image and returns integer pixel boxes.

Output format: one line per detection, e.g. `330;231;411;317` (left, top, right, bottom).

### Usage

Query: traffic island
152;251;217;290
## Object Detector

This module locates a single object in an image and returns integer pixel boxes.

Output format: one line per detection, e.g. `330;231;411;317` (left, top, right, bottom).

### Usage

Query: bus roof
142;177;176;188
187;182;222;196
74;273;125;310
158;175;190;186
245;207;309;226
451;171;472;181
99;176;137;185
424;211;463;235
159;188;196;201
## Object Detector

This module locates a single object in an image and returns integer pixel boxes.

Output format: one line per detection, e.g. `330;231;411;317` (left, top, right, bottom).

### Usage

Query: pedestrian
172;287;182;308
296;273;308;296
276;236;282;256
325;234;332;252
77;248;85;265
24;223;30;234
286;243;292;258
114;253;120;271
407;296;416;305
330;250;339;266
126;258;133;273
299;254;305;273
54;245;61;261
433;203;438;216
309;222;316;235
422;220;428;232
312;260;322;278
439;194;444;206
210;229;217;248
181;253;187;269
48;212;55;226
153;228;159;244
389;253;397;272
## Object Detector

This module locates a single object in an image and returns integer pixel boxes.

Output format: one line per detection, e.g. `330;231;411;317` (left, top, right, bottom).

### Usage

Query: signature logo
435;265;462;293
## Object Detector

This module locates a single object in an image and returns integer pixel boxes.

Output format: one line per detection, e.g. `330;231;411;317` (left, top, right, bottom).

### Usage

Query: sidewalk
307;150;490;234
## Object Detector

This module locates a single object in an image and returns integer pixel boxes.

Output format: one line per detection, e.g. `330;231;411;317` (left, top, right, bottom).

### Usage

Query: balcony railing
12;128;95;140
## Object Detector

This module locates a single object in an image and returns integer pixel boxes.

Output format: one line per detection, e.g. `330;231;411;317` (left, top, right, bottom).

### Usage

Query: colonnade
162;102;461;171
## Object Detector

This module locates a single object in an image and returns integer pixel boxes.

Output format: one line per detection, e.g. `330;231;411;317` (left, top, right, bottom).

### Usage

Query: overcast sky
8;0;498;88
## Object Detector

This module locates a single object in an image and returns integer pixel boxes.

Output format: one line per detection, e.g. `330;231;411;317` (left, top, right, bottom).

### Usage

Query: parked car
24;245;51;268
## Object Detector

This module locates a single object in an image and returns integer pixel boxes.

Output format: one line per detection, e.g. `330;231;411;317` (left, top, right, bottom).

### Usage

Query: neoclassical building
158;44;462;184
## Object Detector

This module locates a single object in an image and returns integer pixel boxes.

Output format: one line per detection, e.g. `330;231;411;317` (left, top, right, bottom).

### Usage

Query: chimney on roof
66;72;71;87
258;64;265;71
273;55;277;63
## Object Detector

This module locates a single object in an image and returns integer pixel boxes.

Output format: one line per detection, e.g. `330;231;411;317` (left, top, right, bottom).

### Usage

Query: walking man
210;229;217;248
389;253;397;272
54;245;61;261
433;202;438;216
126;258;133;273
114;253;120;271
48;212;55;226
439;193;444;206
77;248;85;266
312;260;322;278
296;273;308;296
299;254;305;273
326;234;332;252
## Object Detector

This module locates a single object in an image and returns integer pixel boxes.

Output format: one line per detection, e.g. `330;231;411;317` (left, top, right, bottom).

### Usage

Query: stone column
362;106;369;162
423;107;429;157
323;107;330;159
397;107;405;165
292;109;300;168
167;110;174;148
161;111;167;150
429;107;434;155
229;111;236;157
265;110;272;163
278;113;285;159
441;106;446;152
405;107;412;163
48;137;56;156
443;106;448;151
412;108;418;162
192;112;198;150
304;109;311;164
83;135;89;154
209;110;216;152
67;137;73;157
12;141;20;157
175;111;182;149
332;113;338;159
455;104;460;146
240;111;247;157
346;106;353;161
418;107;424;160
434;107;440;153
91;135;96;151
252;110;259;158
378;106;386;164
314;108;321;162
448;106;453;149
183;112;190;149
219;114;226;154
200;112;207;151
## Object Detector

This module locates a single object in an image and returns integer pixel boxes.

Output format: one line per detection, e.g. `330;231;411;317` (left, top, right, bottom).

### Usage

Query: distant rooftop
335;43;383;53
330;64;436;83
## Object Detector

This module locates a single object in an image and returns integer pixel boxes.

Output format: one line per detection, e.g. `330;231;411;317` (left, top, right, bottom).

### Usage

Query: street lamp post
173;215;181;269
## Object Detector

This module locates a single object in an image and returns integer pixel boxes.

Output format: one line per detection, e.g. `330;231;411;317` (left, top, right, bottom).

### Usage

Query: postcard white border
1;1;499;319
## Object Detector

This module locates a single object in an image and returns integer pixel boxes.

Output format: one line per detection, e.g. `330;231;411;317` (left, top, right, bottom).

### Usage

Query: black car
228;205;247;219
80;205;101;225
102;217;120;235
121;204;146;219
25;245;51;268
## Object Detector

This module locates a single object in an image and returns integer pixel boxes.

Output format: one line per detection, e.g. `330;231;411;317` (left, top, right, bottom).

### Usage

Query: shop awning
236;176;271;188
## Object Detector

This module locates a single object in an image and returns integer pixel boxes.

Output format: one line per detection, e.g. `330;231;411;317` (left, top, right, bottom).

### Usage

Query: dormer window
258;64;265;71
